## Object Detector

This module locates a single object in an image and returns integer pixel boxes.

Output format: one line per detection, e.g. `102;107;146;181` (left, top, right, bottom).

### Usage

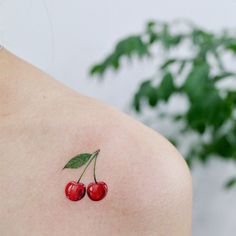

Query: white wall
1;1;236;235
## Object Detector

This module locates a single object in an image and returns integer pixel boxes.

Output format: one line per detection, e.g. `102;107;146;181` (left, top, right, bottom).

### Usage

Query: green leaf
160;58;176;70
226;40;236;52
185;87;232;133
63;153;92;169
191;29;214;48
157;72;175;101
213;72;235;82
211;135;235;157
90;64;105;76
178;60;187;74
89;35;149;77
183;59;210;100
158;24;183;49
146;20;155;30
146;20;159;45
132;80;158;111
133;92;142;112
225;177;236;189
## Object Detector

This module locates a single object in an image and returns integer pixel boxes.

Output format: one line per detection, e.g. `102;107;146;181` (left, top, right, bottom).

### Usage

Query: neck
0;49;61;118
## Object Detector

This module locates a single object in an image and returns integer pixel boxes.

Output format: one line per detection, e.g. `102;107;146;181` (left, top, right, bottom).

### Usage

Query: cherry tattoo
86;152;108;201
87;181;108;201
65;181;86;201
63;149;108;202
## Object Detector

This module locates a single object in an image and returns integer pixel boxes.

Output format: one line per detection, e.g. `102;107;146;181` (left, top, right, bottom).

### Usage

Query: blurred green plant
89;20;236;188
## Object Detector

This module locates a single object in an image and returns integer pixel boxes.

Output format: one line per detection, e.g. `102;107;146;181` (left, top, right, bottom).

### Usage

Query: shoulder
55;94;192;235
99;106;192;235
0;87;192;235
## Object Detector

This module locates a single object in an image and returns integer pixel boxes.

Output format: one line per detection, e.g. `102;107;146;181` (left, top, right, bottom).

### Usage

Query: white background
1;0;236;235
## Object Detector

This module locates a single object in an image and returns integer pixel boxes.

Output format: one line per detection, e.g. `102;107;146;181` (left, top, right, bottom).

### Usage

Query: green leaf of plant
226;41;236;52
89;35;150;77
90;64;105;76
133;93;141;112
160;58;176;70
213;72;235;82
178;60;187;74
183;59;210;100
225;177;236;189
146;20;155;30
63;153;92;169
157;72;175;101
211;135;234;157
132;80;158;111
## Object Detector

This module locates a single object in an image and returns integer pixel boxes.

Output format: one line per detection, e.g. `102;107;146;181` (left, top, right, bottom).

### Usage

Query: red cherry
87;181;108;201
65;181;86;201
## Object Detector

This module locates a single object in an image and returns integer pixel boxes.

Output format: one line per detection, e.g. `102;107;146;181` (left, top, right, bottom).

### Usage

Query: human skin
0;49;192;236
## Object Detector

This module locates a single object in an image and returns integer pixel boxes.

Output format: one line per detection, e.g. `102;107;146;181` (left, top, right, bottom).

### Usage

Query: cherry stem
93;154;98;183
77;149;100;183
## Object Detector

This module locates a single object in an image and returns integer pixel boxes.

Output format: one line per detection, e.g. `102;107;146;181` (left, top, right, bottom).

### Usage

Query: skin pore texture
0;49;192;236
